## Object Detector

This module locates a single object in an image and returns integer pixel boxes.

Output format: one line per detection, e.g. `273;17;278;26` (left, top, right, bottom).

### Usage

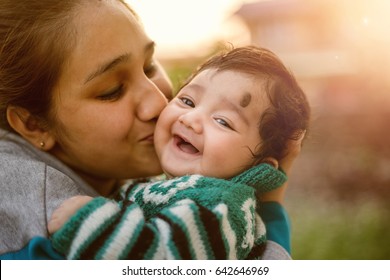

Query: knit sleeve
230;163;287;192
51;176;260;259
50;196;241;259
51;196;177;259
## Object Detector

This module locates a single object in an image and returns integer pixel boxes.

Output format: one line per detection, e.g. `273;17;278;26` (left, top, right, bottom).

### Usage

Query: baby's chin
162;169;184;179
161;165;195;179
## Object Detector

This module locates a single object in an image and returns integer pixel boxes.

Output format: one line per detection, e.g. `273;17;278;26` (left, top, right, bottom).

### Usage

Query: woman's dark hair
0;0;136;132
183;46;311;163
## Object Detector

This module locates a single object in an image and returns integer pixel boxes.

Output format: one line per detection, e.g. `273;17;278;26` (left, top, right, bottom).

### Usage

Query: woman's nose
150;61;173;100
178;111;203;134
136;79;168;122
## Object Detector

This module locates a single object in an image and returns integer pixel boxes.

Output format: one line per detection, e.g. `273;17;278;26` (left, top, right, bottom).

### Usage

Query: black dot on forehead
240;92;252;108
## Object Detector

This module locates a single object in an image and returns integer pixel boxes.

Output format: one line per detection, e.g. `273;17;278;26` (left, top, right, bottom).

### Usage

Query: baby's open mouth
174;135;199;154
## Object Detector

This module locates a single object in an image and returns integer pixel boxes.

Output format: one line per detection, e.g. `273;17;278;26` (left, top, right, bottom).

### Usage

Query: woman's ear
6;106;56;151
261;157;279;169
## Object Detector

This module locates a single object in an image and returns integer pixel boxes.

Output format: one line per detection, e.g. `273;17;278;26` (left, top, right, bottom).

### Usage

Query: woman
0;0;297;259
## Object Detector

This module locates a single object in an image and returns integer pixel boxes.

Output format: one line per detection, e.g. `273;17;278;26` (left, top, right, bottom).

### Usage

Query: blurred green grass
288;198;390;259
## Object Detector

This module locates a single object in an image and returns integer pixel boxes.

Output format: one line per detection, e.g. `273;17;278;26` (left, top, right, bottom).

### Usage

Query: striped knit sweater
51;164;286;259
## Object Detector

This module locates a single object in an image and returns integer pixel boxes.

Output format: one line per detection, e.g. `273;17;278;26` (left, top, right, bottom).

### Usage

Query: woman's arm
258;202;291;254
0;237;64;260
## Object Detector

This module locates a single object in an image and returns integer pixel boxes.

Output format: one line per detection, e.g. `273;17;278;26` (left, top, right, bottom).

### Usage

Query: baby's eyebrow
240;92;252;108
182;83;204;92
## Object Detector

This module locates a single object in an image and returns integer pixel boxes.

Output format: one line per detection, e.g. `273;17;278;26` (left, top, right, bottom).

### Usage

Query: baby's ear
230;163;286;193
6;106;56;150
261;157;279;169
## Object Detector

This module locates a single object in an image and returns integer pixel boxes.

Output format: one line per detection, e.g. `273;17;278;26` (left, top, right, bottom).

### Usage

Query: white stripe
255;213;266;239
100;206;144;259
214;203;237;259
241;198;256;249
127;182;147;201
142;175;201;204
68;201;119;259
168;199;207;259
154;219;174;259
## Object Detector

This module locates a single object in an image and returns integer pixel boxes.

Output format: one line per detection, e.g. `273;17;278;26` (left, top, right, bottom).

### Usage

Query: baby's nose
178;112;203;134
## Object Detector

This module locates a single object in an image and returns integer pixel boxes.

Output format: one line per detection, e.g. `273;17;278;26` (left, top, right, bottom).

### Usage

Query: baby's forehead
186;68;270;104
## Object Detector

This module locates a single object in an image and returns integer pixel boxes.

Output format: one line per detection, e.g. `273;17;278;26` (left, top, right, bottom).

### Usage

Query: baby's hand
259;130;306;204
279;130;306;176
48;195;93;234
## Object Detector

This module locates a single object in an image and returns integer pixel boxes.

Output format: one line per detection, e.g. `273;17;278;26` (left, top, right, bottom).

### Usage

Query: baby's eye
179;97;195;108
215;118;233;130
144;61;157;78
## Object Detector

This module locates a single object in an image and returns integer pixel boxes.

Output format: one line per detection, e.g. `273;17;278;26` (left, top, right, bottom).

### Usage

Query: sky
125;0;252;58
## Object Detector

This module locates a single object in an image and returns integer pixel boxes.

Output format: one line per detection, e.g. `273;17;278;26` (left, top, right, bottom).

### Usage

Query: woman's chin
140;164;164;178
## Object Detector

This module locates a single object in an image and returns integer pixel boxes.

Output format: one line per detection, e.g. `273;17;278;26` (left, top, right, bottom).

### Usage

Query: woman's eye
215;118;233;130
144;62;157;78
180;97;195;107
97;85;124;101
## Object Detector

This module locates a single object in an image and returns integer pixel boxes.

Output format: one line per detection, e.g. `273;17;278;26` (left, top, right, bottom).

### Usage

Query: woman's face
49;1;170;193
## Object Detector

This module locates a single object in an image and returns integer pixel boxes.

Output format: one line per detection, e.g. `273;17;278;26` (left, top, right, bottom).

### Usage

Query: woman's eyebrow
83;42;155;84
84;53;130;84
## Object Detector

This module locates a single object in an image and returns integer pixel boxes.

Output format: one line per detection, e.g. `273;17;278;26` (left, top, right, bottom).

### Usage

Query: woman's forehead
61;1;149;84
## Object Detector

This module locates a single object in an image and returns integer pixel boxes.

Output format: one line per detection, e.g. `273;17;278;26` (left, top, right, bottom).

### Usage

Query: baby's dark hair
183;46;310;164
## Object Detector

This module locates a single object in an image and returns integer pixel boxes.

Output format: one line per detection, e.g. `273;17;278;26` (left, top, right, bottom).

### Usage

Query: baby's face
154;69;270;178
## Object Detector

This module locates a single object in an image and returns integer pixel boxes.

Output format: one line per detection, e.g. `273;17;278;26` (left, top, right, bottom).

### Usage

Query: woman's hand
259;130;306;204
48;195;93;234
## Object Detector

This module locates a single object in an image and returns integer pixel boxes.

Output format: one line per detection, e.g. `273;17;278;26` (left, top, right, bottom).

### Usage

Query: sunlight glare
125;0;246;57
